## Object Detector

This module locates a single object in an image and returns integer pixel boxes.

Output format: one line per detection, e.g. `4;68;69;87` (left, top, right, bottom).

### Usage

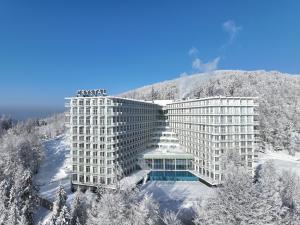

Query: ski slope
34;135;73;223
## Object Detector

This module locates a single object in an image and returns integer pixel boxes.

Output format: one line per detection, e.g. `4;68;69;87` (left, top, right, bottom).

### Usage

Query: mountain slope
120;70;300;153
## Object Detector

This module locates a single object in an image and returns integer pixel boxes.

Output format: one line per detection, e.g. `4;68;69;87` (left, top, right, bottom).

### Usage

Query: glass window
93;176;97;183
165;159;175;170
154;159;164;170
145;159;153;169
176;159;187;170
72;174;77;181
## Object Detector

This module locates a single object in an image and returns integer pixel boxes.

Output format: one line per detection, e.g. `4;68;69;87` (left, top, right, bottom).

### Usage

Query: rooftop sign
76;89;107;97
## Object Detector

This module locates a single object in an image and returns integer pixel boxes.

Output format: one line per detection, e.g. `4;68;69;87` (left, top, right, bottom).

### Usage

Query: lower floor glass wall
145;158;193;170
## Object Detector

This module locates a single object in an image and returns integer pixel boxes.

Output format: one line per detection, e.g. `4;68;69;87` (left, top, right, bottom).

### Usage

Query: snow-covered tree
255;161;283;224
0;115;12;137
95;183;106;198
70;189;87;225
55;206;70;225
53;185;67;218
194;162;286;225
280;170;300;224
46;186;69;225
288;132;300;156
87;188;159;225
161;210;182;225
128;193;159;225
37;113;65;139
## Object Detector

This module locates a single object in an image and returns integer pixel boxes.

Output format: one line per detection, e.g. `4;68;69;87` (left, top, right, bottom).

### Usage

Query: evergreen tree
53;185;67;217
70;189;87;225
255;161;283;224
194;165;276;225
48;185;68;225
56;206;70;225
280;170;300;224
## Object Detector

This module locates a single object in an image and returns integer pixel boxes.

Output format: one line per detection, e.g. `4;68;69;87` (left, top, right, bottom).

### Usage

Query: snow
143;149;194;162
120;170;149;189
141;181;214;222
152;100;174;106
257;150;300;177
32;133;300;224
35;135;72;201
34;207;50;224
34;135;73;224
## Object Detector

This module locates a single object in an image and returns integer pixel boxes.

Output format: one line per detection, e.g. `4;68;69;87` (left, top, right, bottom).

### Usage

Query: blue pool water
148;171;199;181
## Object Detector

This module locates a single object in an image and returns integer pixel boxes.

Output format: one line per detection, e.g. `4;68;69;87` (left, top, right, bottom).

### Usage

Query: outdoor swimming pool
148;171;199;181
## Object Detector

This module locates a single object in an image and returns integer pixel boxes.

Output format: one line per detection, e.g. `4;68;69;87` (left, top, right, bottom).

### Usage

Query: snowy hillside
120;70;300;154
34;135;73;223
34;135;71;201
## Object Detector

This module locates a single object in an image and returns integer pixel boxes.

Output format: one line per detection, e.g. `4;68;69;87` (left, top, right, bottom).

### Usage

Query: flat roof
169;96;258;105
65;95;259;106
65;96;162;105
143;147;194;159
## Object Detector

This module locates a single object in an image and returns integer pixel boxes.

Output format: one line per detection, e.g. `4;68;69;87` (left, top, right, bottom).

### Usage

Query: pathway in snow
34;135;72;201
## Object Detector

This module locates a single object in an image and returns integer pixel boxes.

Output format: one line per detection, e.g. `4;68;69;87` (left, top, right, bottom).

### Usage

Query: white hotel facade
65;89;259;189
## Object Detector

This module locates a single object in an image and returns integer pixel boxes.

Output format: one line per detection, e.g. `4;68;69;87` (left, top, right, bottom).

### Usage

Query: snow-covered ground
257;150;300;176
35;135;72;200
34;135;73;223
120;169;149;189
141;181;214;223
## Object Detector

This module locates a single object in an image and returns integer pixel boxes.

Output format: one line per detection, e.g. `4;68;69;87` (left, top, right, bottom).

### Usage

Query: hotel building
167;97;259;184
65;89;259;189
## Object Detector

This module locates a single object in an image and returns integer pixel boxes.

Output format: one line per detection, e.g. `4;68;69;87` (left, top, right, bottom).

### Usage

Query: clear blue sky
0;0;299;111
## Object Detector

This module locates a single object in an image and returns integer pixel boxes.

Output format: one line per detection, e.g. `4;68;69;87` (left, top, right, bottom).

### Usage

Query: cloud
222;20;242;43
179;49;221;99
188;47;199;56
192;57;220;73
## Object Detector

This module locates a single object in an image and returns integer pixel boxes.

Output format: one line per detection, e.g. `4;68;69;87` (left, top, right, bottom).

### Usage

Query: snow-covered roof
142;147;194;159
151;100;174;106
